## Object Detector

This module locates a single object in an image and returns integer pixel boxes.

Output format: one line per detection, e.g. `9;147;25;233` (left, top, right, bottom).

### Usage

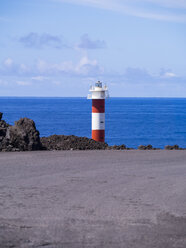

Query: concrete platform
0;150;186;247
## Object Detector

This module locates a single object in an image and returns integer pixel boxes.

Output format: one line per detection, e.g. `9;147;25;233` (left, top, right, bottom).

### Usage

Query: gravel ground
0;150;186;248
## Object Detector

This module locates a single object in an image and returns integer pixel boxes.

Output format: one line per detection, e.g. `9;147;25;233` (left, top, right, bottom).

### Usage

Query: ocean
1;97;186;148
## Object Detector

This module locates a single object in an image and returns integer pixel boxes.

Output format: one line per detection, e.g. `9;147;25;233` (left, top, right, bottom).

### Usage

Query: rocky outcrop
0;113;10;151
8;118;42;151
0;113;108;151
0;114;42;151
138;144;159;150
41;135;108;150
0;113;9;138
164;145;183;150
108;144;130;150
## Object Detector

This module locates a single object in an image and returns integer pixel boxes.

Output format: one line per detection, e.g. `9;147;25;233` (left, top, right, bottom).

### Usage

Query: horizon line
1;96;186;99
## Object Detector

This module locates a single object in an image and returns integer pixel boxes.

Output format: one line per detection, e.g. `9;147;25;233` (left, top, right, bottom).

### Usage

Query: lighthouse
87;81;109;142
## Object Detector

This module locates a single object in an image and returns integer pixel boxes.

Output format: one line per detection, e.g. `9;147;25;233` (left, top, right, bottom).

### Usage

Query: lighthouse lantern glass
95;81;102;88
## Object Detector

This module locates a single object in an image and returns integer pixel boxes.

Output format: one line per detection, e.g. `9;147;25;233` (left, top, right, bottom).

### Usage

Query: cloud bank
1;57;185;96
0;57;103;77
1;57;184;84
19;33;68;49
19;33;106;51
77;34;106;49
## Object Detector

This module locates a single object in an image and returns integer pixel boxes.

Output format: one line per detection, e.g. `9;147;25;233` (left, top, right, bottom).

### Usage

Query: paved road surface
0;150;186;247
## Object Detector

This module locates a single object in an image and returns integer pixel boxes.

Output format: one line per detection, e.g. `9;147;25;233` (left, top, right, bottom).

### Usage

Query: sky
0;0;186;97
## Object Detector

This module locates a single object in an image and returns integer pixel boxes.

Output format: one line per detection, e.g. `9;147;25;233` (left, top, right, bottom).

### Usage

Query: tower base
92;130;105;143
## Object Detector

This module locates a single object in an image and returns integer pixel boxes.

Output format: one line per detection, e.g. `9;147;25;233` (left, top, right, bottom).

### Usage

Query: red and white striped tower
87;81;109;142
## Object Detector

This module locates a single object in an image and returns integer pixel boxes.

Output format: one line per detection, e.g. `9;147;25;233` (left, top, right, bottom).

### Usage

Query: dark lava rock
8;118;42;151
138;144;154;150
41;135;108;150
0;114;10;151
165;145;180;150
109;144;127;150
0;121;9;138
0;116;42;151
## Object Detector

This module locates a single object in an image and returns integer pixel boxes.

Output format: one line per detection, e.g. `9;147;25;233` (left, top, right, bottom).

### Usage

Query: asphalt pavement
0;150;186;247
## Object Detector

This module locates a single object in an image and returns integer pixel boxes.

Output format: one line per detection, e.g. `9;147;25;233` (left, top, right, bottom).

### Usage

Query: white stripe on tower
92;113;105;130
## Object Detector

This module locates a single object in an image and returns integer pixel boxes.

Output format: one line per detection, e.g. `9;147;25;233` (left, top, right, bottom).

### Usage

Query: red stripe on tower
92;99;105;113
87;81;109;143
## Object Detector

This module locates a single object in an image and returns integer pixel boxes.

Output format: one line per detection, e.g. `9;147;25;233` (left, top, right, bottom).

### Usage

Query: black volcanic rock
0;116;42;151
0;113;9;136
164;145;180;150
8;118;42;151
41;135;108;150
138;144;153;150
0;114;10;151
108;144;127;150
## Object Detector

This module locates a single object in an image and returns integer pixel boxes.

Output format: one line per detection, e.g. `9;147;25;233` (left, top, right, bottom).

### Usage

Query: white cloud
164;72;177;78
37;60;49;73
1;58;32;76
36;56;103;76
1;56;103;77
1;58;184;94
159;69;177;78
77;34;106;49
52;61;74;73
31;76;48;81
36;59;74;74
16;81;31;86
141;0;186;9
4;58;13;67
54;0;186;22
76;56;97;69
20;63;29;72
75;56;103;75
1;63;186;97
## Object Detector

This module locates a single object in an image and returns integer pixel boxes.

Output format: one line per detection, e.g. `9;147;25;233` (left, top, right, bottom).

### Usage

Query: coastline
1;112;185;151
1;97;186;148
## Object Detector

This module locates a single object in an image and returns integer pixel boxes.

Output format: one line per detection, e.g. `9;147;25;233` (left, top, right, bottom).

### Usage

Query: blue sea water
1;97;186;148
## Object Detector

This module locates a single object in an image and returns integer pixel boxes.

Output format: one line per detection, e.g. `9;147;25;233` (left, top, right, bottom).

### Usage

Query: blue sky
0;0;186;97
